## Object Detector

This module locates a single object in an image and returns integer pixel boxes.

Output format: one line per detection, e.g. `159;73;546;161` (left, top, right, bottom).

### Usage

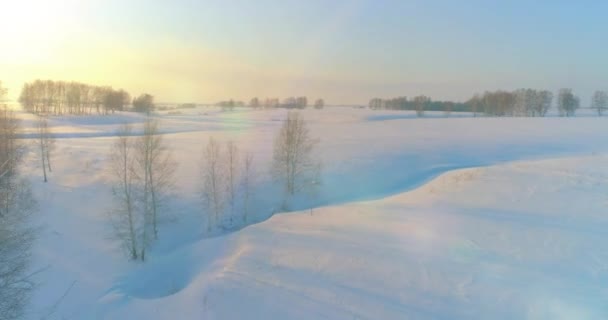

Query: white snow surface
17;107;608;319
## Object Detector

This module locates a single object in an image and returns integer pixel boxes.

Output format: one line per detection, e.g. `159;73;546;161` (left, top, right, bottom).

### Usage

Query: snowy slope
97;156;608;319
18;108;608;319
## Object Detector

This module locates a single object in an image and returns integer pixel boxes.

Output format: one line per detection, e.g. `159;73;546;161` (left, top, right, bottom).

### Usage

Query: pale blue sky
2;0;607;104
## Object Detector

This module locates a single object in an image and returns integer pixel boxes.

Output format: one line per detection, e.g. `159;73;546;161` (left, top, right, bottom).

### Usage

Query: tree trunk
40;137;47;183
46;149;52;172
149;166;158;240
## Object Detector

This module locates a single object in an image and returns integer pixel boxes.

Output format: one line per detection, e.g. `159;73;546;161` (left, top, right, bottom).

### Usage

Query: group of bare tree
215;97;326;110
258;98;280;109
280;97;308;109
369;96;467;116
198;111;320;230
109;120;175;261
109;110;321;261
514;89;554;117
246;97;324;109
0;83;37;320
368;88;607;117
216;100;244;111
467;89;554;117
200;138;256;231
19;80;131;115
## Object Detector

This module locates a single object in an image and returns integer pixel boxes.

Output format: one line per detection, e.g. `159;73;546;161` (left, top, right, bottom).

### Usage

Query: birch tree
110;121;174;261
36;117;50;182
42;119;55;173
0;104;37;320
536;90;553;117
413;95;429;117
225;141;239;227
109;124;141;260
200;139;258;230
272;112;321;202
468;94;481;117
249;97;260;109
133;94;155;115
314;99;325;110
240;152;255;224
557;88;579;117
591;90;608;116
135;119;174;241
200;137;225;231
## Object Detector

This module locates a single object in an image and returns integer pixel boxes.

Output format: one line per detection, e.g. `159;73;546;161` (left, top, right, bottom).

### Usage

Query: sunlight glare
0;0;80;63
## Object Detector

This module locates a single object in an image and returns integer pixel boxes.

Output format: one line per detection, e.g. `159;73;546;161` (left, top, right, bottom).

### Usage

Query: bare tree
0;104;37;320
272;112;321;202
468;94;481;117
109;124;141;260
36;116;50;182
249;97;260;109
200;137;225;231
225;141;239;227
514;89;531;117
135;119;174;241
536;90;553;117
557;88;579;117
240;152;255;224
109;121;174;261
444;101;453;117
314;99;325;110
296;96;308;109
200;139;258;229
413;95;429;117
591;90;608;116
103;88;130;114
42;119;55;173
133;94;155;115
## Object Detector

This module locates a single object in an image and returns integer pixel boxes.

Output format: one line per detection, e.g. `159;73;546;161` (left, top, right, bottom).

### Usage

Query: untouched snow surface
17;108;608;319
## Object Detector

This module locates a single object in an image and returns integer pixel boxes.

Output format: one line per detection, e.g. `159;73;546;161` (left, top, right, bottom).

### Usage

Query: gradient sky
1;0;607;104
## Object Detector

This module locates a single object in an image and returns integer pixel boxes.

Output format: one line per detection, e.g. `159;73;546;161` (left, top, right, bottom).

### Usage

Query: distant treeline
19;80;131;115
369;96;467;115
218;97;324;110
17;79;608;118
370;88;608;117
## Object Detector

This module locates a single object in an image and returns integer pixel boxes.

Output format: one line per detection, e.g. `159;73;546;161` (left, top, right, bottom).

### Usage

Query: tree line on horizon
218;97;325;110
19;80;130;115
18;80;157;116
17;79;329;116
369;88;608;117
14;79;608;117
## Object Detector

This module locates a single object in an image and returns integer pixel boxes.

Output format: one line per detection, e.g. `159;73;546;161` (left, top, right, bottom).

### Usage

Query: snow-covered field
17;107;608;319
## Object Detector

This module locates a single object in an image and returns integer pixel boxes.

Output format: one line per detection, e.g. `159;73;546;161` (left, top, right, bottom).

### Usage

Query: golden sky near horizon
0;1;328;103
2;0;606;105
0;0;378;105
0;0;475;105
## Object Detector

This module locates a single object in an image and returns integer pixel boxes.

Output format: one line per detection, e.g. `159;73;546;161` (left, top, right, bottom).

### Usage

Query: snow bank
96;155;608;319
